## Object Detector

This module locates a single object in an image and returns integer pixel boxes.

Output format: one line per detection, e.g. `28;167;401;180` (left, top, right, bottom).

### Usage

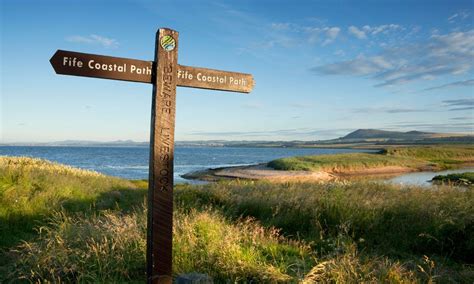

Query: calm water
0;146;372;183
388;167;474;187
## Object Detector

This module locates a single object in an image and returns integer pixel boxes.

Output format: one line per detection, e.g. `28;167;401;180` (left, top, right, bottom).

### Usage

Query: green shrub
268;145;474;171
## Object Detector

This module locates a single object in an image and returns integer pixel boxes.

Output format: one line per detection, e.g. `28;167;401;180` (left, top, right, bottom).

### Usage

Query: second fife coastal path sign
50;28;254;283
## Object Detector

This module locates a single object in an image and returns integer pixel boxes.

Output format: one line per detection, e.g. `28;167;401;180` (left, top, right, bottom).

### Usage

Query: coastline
182;163;335;182
181;162;474;183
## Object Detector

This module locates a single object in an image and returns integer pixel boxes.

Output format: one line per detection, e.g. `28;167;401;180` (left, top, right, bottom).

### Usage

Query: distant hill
342;129;434;140
0;140;149;147
2;129;472;148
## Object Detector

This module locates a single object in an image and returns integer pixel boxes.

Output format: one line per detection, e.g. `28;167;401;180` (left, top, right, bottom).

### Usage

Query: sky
1;0;473;142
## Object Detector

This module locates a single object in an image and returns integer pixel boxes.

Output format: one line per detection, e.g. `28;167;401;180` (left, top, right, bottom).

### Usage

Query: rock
175;273;213;284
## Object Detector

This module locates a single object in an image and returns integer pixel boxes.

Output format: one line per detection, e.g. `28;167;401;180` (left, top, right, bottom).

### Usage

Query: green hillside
269;145;474;172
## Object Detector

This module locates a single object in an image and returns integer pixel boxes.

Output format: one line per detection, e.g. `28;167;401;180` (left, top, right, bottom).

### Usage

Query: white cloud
369;24;401;35
348;26;366;39
349;24;402;40
326;27;341;39
312;29;474;87
448;11;470;23
322;27;340;45
334;49;345;57
66;34;119;48
421;79;474;92
305;26;340;45
270;22;292;31
442;99;474;111
187;128;354;140
351;107;429;114
312;54;393;76
268;23;341;47
443;98;474;107
448;13;459;22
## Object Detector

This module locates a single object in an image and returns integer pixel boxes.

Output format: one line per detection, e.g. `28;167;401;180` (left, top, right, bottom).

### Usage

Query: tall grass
0;156;140;249
8;204;433;283
268;152;423;171
2;156;473;282
384;145;474;161
175;181;474;263
268;145;474;171
7;206;316;282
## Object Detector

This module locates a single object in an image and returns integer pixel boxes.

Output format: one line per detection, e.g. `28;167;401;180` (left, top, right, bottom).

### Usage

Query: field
268;145;474;172
1;156;473;282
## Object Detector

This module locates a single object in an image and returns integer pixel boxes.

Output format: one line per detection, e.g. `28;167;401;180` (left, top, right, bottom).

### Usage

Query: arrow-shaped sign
50;50;254;93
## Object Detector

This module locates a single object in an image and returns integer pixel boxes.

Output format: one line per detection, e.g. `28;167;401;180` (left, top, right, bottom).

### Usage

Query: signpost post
50;28;254;283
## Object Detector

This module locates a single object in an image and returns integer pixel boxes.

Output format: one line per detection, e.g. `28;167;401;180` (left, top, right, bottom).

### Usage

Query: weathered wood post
147;28;178;284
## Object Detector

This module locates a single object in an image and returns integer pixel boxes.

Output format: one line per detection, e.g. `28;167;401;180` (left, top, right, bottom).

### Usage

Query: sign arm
49;50;254;93
176;64;255;93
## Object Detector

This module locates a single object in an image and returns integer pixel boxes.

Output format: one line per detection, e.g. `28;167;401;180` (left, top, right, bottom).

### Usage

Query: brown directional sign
50;50;254;93
50;50;153;83
177;65;254;93
50;28;254;284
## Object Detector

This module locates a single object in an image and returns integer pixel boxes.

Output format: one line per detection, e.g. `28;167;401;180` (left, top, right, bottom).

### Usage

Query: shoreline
181;162;474;183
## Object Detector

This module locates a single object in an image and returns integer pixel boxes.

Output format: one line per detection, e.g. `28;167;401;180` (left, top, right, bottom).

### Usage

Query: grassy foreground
1;156;473;282
268;145;474;172
432;172;474;186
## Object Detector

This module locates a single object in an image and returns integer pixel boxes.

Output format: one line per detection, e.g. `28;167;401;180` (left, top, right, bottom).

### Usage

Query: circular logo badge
160;35;176;51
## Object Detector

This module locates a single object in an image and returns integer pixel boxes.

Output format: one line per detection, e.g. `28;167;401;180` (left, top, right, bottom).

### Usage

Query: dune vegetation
432;172;474;186
268;145;474;172
1;156;473;282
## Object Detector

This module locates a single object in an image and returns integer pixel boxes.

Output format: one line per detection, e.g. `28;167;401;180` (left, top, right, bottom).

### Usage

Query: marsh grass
2;156;473;282
7;206;315;282
268;145;474;172
384;145;474;164
0;156;141;249
9;210;147;283
175;181;474;263
432;172;474;186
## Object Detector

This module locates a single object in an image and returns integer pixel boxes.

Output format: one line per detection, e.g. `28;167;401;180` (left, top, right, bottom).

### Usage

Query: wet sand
181;163;427;182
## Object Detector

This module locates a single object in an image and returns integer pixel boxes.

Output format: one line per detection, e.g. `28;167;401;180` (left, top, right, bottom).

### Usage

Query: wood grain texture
177;65;254;93
50;50;254;93
50;50;152;83
147;28;178;284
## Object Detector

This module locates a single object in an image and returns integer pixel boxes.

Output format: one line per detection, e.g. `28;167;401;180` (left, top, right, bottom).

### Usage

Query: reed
2;156;473;282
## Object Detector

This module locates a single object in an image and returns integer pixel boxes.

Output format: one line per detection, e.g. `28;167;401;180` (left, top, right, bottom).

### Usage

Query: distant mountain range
2;129;472;148
1;140;149;147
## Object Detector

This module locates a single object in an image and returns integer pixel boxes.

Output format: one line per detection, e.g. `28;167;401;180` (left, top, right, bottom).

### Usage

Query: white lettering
130;65;152;75
177;69;193;80
196;73;226;84
62;57;83;68
229;77;247;86
88;60;128;73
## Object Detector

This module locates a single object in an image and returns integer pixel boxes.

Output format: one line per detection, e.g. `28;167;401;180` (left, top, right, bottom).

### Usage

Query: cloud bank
66;34;119;48
312;30;474;87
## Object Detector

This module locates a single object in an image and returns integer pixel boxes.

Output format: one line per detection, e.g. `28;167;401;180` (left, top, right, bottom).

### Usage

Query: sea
0;146;372;183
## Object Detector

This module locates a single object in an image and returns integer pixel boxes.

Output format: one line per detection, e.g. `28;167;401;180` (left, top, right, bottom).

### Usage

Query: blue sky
1;0;473;142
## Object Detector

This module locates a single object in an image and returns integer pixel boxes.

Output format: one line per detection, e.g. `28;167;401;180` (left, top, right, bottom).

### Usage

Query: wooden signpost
50;28;254;283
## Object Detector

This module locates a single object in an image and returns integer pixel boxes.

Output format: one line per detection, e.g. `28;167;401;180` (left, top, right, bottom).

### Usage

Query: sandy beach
181;163;425;182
